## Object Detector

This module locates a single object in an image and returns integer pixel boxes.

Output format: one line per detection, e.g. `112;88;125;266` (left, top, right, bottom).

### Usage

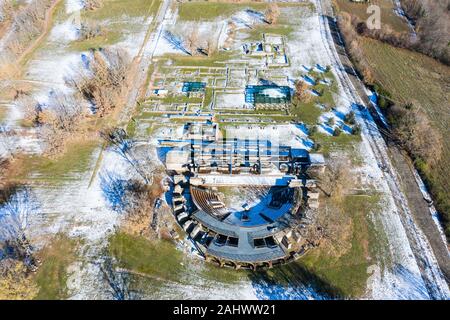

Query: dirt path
15;0;63;71
119;0;171;125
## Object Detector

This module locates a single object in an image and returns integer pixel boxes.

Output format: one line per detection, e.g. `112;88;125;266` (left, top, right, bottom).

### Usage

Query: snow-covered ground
224;124;313;150
2;0;448;300
144;1;449;299
30;148;123;299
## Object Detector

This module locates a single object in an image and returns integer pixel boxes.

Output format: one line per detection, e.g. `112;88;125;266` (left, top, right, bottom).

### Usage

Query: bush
326;117;335;127
373;84;393;109
344;111;356;125
352;124;361;135
313;142;322;152
78;20;104;41
67;48;131;117
388;104;443;168
333;127;342;137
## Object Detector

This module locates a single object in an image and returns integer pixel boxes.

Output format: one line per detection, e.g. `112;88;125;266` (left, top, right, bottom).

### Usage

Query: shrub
333;127;342;137
352;124;361;135
345;111;356;125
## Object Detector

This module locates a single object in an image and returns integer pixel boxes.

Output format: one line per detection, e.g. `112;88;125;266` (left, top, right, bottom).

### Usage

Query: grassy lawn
203;87;214;109
291;100;323;125
291;71;337;125
165;50;235;67
245;24;294;40
33;234;79;300
178;1;311;21
12;139;98;183
295;194;380;298
66;0;162;52
333;0;410;33
360;37;450;236
311;131;361;157
177;1;267;21
68;30;122;51
80;0;162;21
108;232;185;282
200;263;248;284
108;231;252;288
159;95;203;104
126;118;138;137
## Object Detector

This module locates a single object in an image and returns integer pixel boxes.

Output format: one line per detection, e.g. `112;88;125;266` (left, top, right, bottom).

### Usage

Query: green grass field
297;195;379;298
108;232;185;282
66;0;162;52
178;1;312;21
311;131;361;157
108;231;250;288
0;106;6;122
360;37;450;237
33;235;80;300
178;1;267;21
333;0;410;33
165;50;235;67
14;139;98;183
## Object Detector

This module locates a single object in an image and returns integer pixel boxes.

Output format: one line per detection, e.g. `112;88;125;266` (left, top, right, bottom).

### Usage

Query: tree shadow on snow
249;262;345;300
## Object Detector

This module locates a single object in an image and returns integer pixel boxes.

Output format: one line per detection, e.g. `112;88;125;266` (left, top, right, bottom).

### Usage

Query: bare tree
67;48;131;117
184;27;199;55
123;181;158;237
0;187;39;271
0;125;18;159
204;34;217;57
336;12;375;84
1;0;53;60
99;171;158;236
100;127;154;184
295;80;310;102
389;104;443;167
264;3;280;25
15;94;45;127
0;258;38;300
38;93;84;155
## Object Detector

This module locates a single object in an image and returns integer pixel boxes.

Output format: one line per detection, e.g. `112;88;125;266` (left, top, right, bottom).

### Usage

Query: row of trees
387;104;443;168
0;0;55;77
342;1;450;66
337;10;444;166
336;11;444;196
400;0;450;65
336;12;375;83
8;48;132;156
